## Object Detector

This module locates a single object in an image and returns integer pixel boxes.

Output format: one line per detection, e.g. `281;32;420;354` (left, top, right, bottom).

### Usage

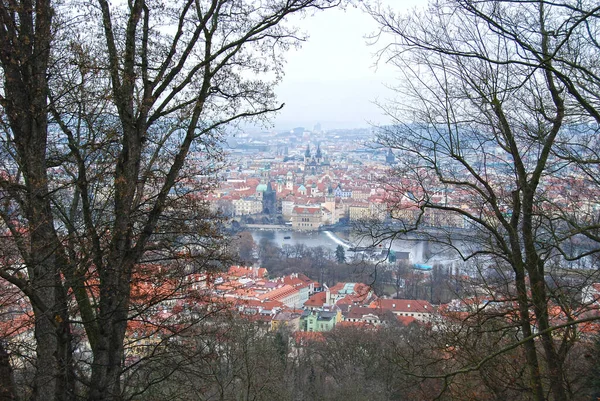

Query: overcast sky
272;2;425;131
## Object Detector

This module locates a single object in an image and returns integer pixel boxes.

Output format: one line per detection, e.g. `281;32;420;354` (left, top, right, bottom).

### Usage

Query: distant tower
262;181;276;215
324;185;337;224
334;183;343;198
304;144;317;175
386;148;396;165
315;144;323;165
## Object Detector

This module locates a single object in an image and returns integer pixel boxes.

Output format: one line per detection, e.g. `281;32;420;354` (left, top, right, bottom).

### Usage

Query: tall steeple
262;181;276;215
265;181;274;193
386;148;396;165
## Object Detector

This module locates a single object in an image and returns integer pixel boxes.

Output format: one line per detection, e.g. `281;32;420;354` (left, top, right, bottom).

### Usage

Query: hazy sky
272;2;425;131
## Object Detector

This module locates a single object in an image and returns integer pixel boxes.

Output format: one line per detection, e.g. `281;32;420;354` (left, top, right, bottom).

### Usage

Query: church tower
262;181;276;215
304;145;312;164
286;171;294;190
324;184;337;224
315;144;323;165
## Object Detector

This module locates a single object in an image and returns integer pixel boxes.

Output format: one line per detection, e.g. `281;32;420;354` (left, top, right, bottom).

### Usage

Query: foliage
335;244;346;264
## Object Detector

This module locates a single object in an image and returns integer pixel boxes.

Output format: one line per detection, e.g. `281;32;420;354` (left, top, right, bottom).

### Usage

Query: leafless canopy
366;1;600;400
0;0;339;400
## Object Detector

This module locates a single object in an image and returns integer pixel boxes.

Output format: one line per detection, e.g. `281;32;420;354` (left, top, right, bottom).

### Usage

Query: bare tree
366;1;600;400
234;231;257;264
132;315;294;401
0;0;339;399
0;1;75;398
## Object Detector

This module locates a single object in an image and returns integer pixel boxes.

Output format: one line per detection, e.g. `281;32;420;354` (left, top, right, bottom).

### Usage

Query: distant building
299;309;341;332
343;307;388;326
369;299;436;322
291;206;322;231
349;203;370;221
258;284;301;308
286;171;294;190
328;282;374;306
322;190;338;224
271;311;301;332
386;148;396;165
232;197;262;216
262;181;277;215
334;183;352;198
304;144;329;175
281;198;296;219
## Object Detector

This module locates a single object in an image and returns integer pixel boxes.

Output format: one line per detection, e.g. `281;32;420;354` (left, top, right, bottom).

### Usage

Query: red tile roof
258;284;299;302
304;292;327;308
369;299;434;314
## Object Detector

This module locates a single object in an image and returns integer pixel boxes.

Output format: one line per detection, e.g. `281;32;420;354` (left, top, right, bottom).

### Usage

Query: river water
250;229;341;250
249;227;600;277
248;229;459;266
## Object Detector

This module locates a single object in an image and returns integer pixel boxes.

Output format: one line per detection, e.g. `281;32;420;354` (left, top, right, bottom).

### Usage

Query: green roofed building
300;309;341;332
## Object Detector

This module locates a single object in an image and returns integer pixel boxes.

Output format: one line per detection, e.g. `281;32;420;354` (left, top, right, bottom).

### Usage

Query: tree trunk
0;342;16;401
529;268;568;401
0;1;75;398
22;118;76;401
514;268;545;401
87;265;131;401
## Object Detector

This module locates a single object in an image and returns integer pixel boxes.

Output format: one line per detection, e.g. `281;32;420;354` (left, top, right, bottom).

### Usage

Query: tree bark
514;267;545;401
0;342;16;401
0;1;75;399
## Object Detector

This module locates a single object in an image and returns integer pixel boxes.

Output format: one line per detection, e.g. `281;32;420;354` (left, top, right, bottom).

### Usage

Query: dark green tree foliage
335;244;346;263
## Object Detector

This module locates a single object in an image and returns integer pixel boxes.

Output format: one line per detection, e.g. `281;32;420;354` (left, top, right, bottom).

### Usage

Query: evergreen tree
335;245;346;264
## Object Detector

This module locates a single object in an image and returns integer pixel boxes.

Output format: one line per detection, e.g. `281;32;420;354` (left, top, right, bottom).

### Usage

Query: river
248;228;461;266
249;227;600;276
